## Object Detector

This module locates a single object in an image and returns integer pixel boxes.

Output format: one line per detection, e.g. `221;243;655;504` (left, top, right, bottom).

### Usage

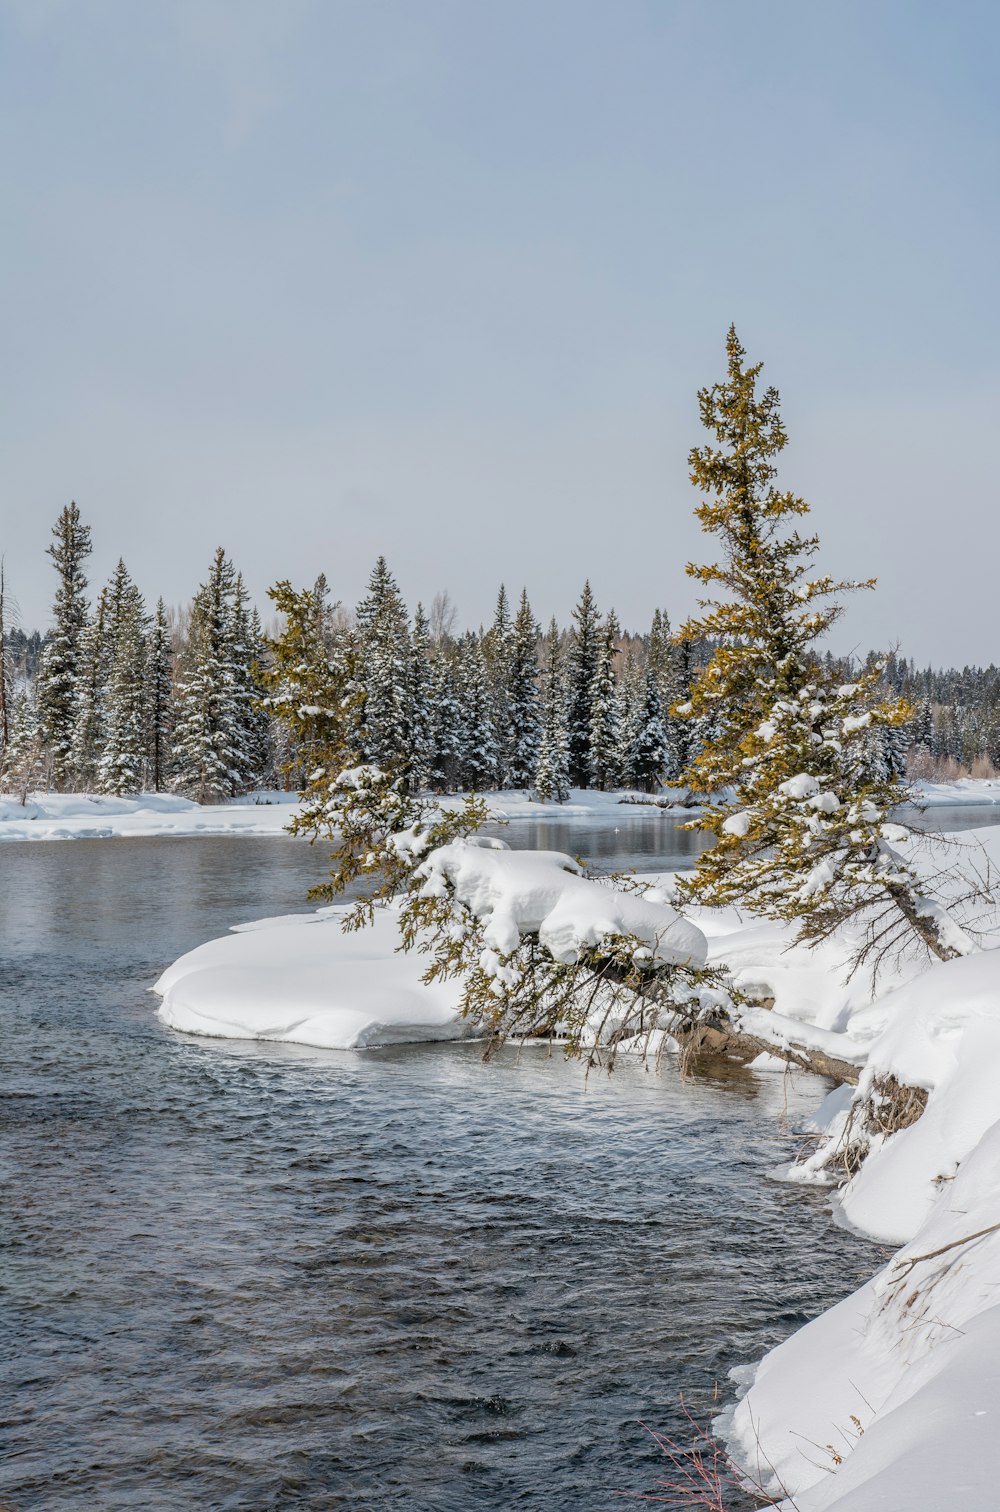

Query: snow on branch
416;838;707;970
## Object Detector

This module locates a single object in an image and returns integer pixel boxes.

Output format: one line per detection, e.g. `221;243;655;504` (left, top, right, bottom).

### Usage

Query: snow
0;790;299;841
154;902;466;1050
709;831;1000;1511
417;838;707;968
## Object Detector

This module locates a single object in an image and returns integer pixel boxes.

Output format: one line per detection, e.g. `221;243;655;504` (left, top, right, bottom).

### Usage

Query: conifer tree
37;503;92;788
454;633;497;791
675;328;966;966
230;577;272;791
482;585;514;787
427;650;461;792
355;556;412;778
588;613;621;790
408;603;434;792
145;599;173;793
3;688;46;803
98;561;149;795
259;575;362;832
0;559;12;762
172;548;246;802
624;668;669;792
507;589;542;788
566;581;600;787
71;586;110;788
534;619;570;802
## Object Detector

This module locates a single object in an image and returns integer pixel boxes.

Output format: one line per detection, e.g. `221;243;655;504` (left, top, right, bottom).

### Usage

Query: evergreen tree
454;633;497;791
507;589;542;788
3;687;46;803
71;586;110;788
408;603;434;791
259;575;362;830
482;585;514;787
355;556;412;779
427;650;461;792
37;503;91;788
675;328;964;965
172;548;246;802
566;581;601;787
230;577;272;791
0;560;12;762
145;599;173;793
534;619;570;802
98;561;149;795
588;612;621;790
623;667;669;792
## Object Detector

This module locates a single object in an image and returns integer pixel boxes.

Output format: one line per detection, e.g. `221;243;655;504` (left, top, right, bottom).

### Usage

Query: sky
1;0;998;665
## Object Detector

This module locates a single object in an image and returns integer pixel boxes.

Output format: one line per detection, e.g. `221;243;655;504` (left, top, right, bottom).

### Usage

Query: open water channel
2;810;921;1509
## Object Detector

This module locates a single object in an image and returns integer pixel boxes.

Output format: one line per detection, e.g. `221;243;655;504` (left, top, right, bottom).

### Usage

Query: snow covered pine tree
674;327;971;968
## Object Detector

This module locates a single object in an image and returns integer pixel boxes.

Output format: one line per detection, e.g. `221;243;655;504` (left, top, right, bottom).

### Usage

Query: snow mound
153;904;466;1050
417;838;707;968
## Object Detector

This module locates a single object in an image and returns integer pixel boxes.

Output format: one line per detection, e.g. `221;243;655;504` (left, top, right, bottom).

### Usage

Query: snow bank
154;903;466;1050
418;838;707;968
0;790;298;841
911;776;1000;807
728;1112;1000;1511
712;858;1000;1510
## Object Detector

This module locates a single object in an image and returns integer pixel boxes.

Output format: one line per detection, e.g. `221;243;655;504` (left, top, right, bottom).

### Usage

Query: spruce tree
230;577;272;791
427;650;461;792
3;688;46;803
482;585;514;787
408;604;434;792
566;581;600;787
534;619;570;802
0;559;11;762
508;589;542;788
624;668;669;792
145;599;173;793
454;633;497;791
355;556;412;778
37;503;92;788
98;561;149;795
172;548;245;802
71;586;110;788
675;328;964;966
259;575;362;829
588;613;621;790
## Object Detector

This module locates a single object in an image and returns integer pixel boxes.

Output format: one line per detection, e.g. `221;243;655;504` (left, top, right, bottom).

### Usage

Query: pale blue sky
2;0;998;662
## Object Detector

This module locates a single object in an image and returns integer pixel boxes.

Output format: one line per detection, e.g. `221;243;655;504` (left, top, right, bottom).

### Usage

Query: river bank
3;776;1000;842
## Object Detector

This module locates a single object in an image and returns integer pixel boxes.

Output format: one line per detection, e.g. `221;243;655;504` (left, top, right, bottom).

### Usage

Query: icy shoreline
4;776;1000;842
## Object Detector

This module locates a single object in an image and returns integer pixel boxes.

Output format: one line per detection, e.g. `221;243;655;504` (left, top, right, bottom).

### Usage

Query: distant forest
1;504;996;801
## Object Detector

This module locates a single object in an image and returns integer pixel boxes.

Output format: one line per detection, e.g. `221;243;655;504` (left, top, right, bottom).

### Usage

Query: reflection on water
2;831;888;1510
485;808;710;873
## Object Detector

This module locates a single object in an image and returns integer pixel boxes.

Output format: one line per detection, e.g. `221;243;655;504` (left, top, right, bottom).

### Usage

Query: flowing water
1;816;906;1509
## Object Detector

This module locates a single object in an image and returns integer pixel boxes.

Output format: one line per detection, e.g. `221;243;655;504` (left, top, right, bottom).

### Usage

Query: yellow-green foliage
673;331;961;965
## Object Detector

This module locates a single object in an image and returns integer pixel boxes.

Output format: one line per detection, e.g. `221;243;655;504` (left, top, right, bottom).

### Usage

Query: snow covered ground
0;790;299;841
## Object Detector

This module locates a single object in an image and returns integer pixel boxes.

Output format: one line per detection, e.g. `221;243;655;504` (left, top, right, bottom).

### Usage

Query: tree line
0;508;996;805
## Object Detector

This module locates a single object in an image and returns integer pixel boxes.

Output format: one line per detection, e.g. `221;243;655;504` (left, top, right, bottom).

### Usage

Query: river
1;814;911;1509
